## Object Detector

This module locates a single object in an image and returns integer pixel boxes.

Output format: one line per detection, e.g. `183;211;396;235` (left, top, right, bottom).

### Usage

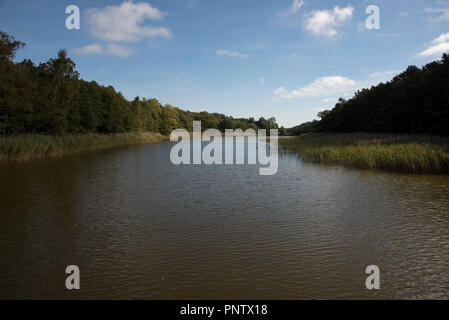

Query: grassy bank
280;133;449;174
0;132;168;162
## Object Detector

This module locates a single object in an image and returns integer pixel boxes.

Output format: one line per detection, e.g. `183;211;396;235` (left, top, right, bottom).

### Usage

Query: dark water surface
1;140;449;299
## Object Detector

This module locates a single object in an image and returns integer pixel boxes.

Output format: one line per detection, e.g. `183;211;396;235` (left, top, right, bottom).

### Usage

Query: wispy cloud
274;76;357;100
72;44;104;56
304;5;354;37
187;0;200;8
279;0;304;17
274;69;411;102
369;70;400;80
432;32;449;43
320;98;336;103
85;0;172;42
105;44;134;57
216;50;248;58
72;43;134;57
417;33;449;57
423;7;449;21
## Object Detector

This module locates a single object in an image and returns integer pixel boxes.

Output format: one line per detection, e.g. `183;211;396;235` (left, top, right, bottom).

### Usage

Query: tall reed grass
0;132;168;162
280;133;449;174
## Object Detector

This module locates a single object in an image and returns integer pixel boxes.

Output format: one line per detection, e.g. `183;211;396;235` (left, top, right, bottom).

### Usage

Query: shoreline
3;132;448;174
279;133;449;174
0;132;168;163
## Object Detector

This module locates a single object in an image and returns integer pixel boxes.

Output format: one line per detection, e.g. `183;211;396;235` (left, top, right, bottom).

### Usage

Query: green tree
160;104;178;135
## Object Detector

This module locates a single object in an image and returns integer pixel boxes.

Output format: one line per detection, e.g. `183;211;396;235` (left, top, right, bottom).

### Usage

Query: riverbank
279;133;449;174
0;132;168;162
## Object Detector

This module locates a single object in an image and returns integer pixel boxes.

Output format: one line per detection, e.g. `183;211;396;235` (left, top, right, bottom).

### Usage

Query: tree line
289;53;449;136
0;31;279;136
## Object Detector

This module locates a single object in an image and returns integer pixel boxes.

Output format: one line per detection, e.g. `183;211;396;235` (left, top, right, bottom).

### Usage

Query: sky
1;0;448;127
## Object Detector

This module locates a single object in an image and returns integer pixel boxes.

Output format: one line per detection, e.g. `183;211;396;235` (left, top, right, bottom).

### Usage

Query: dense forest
4;29;446;138
291;53;449;136
0;31;279;136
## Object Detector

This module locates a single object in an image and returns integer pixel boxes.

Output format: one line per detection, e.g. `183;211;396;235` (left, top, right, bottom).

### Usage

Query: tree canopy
289;54;449;136
0;31;278;136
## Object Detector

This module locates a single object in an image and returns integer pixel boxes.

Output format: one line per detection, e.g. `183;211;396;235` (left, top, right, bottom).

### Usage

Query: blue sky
1;0;448;127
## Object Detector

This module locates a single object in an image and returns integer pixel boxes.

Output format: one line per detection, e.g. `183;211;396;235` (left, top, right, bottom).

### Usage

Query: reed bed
0;132;168;162
279;133;449;174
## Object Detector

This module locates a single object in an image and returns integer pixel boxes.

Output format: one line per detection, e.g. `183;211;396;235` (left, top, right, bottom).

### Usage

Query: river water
0;140;448;299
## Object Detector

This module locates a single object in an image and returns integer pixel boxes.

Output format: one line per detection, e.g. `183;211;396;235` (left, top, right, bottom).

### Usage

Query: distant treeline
289;53;449;136
0;31;279;136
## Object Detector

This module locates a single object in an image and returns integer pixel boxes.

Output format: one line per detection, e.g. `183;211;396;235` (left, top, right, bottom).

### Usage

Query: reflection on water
0;140;448;299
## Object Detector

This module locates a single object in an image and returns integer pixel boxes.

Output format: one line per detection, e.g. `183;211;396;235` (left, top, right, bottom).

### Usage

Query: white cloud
432;32;449;44
423;7;449;21
417;33;449;57
313;106;326;113
333;6;354;21
369;70;400;80
304;5;354;37
85;1;171;42
72;43;134;57
279;0;304;16
417;42;449;57
72;44;104;56
274;76;357;100
259;77;265;84
216;50;248;58
105;44;134;57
